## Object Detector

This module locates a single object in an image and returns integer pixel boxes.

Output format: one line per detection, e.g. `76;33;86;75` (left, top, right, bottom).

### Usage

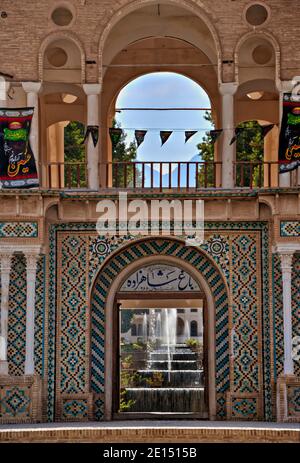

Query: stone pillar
0;80;10;107
279;251;294;375
0;254;12;375
83;84;101;190
22;82;42;177
219;83;238;189
24;253;39;376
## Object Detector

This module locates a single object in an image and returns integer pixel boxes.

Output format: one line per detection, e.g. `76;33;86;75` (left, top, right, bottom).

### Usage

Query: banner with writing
0;107;39;188
278;93;300;173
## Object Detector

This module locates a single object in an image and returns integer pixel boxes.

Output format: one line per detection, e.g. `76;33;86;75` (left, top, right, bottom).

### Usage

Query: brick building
0;0;299;424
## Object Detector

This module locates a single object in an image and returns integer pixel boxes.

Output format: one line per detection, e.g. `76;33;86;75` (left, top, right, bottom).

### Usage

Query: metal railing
44;160;297;190
45;162;87;189
103;161;221;190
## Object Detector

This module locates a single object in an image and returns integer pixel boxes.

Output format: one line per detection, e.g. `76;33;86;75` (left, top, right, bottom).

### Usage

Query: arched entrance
90;237;230;421
115;262;208;418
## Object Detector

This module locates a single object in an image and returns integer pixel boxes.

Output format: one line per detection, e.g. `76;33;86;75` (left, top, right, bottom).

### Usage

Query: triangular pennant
160;131;172;146
230;127;243;145
109;128;123;146
185;131;197;143
261;124;275;138
135;130;147;147
83;125;99;147
209;129;223;144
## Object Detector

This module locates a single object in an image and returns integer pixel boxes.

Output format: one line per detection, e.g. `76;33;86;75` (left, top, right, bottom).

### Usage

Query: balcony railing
44;160;297;190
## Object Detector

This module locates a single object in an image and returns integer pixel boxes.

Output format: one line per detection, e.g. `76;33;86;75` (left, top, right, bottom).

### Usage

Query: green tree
197;111;215;187
197;113;264;187
235;120;264;187
111;119;138;187
64;121;86;187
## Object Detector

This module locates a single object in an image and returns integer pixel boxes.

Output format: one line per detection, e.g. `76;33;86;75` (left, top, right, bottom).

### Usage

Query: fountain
184;319;190;340
122;308;205;415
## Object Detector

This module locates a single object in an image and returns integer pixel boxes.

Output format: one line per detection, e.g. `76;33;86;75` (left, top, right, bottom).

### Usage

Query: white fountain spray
184;319;190;340
142;312;148;343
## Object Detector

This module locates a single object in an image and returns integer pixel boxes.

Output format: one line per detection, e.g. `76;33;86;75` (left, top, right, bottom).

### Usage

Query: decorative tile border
47;221;271;422
0;222;38;238
227;394;260;421
0;376;42;424
280;221;300;237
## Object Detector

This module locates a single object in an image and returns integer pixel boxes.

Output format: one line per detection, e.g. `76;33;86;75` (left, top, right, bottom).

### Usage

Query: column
24;253;39;375
0;80;10;107
279;251;294;375
0;254;12;375
83;84;101;190
22;82;42;176
219;83;238;189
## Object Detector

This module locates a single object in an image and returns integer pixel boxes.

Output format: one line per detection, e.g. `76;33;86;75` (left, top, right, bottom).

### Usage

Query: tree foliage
111;119;138;187
197;111;264;187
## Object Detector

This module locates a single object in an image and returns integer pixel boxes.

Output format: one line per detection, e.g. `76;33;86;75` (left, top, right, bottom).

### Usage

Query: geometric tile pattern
62;398;89;420
58;235;88;395
287;386;300;416
7;255;27;376
231;234;261;398
0;386;31;418
292;253;300;376
201;234;230;281
280;221;300;237
231;396;258;420
90;237;230;420
272;253;284;377
0;221;38;238
47;221;271;422
34;255;46;376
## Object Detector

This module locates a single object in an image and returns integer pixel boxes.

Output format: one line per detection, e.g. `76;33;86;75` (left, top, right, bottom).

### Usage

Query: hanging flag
83;125;99;147
0;107;39;188
278;93;300;173
261;124;275;138
135;130;147;147
185;131;197;143
109;128;123;147
230;127;243;145
209;129;223;144
160;131;172;146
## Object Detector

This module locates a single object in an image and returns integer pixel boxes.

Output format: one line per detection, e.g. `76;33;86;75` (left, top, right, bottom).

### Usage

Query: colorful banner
83;125;99;147
160;131;172;146
135;130;147;147
109;128;123;147
184;131;197;143
0;107;39;188
278;93;300;173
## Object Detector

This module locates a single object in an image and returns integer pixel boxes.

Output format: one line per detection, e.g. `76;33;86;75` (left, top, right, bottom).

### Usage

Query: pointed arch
90;236;230;420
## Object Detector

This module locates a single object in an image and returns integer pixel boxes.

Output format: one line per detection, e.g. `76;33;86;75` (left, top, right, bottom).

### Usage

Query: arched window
191;320;198;337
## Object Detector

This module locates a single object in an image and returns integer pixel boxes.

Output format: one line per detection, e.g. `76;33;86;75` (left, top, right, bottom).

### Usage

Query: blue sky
115;72;213;163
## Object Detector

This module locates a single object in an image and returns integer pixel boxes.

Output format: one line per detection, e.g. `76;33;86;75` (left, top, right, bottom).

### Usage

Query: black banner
279;93;300;173
229;127;243;145
83;125;99;147
109;128;123;147
209;129;223;144
261;123;275;138
184;130;197;143
135;130;147;147
160;131;172;146
0;107;39;188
